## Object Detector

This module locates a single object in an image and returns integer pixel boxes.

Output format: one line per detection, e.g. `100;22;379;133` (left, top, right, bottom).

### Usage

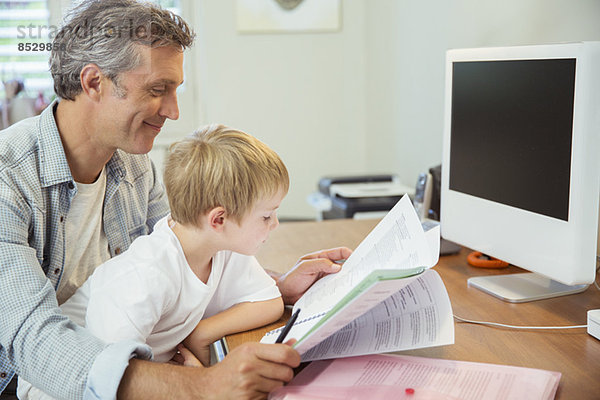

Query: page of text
293;195;439;319
297;269;453;361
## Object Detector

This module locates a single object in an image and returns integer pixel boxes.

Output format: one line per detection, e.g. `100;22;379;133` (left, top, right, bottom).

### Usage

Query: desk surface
227;218;600;399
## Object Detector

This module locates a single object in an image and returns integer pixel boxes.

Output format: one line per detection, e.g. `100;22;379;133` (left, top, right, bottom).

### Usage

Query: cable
453;314;587;330
454;259;600;330
595;258;600;290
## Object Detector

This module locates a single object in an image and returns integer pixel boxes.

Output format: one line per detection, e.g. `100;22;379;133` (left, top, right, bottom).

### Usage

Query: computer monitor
441;42;600;302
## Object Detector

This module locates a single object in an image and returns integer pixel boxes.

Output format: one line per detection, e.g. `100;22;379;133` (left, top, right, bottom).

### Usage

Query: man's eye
263;216;271;221
150;87;166;96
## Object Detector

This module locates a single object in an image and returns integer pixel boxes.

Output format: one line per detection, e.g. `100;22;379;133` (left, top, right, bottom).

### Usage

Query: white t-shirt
56;167;111;304
61;215;281;362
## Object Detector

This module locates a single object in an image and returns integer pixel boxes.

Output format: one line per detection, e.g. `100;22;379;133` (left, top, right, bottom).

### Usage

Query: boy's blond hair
164;124;289;226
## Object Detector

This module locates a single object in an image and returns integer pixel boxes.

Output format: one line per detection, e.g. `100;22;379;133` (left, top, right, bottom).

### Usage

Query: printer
308;171;461;255
311;174;414;220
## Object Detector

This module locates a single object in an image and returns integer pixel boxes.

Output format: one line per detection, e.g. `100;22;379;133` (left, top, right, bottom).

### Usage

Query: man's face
99;45;184;154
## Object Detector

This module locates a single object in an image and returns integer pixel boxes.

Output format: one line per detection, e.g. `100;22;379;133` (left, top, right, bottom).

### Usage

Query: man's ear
207;207;227;231
79;63;105;102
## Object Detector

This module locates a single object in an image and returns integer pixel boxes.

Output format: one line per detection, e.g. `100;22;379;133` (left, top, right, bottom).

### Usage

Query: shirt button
60;216;64;222
0;372;6;378
54;268;60;274
68;182;74;190
115;248;121;255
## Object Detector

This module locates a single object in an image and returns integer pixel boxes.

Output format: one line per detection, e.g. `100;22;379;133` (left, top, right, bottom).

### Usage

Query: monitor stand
468;273;589;303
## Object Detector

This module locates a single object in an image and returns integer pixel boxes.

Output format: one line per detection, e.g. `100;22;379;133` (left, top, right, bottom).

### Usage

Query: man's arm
183;298;284;365
118;342;300;400
270;247;353;305
0;183;107;398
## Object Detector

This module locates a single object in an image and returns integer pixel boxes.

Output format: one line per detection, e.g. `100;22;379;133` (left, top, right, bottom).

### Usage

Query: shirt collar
38;99;73;188
106;149;126;183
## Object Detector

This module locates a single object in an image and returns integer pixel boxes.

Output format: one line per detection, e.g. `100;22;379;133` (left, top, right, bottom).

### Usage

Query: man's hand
207;341;300;399
197;341;300;399
274;247;352;305
120;341;300;400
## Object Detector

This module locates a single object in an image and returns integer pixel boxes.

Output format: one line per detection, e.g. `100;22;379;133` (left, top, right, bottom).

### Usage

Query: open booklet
261;195;455;361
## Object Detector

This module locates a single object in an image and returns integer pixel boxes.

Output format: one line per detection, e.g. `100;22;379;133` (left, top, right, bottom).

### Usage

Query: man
0;1;350;399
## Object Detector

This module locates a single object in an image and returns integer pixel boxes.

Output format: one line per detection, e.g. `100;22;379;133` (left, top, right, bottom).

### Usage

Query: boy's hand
275;247;352;305
169;343;204;367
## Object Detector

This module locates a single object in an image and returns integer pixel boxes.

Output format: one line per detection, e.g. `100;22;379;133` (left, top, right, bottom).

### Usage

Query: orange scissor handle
467;251;509;268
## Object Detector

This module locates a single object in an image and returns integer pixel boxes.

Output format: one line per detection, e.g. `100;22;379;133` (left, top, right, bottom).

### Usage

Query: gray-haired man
0;1;349;399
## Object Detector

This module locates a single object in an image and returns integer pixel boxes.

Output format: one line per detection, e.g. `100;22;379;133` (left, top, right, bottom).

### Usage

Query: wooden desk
227;218;600;399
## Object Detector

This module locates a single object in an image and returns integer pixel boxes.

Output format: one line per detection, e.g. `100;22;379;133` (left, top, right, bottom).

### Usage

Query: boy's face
225;190;286;255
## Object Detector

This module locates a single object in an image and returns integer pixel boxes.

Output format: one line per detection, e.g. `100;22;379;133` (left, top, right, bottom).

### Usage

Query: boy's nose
270;215;279;230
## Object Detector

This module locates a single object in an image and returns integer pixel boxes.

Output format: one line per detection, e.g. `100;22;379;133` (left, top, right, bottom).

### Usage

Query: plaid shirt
0;102;169;399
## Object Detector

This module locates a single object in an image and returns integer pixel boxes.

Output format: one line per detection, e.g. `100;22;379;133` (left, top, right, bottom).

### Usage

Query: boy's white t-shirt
20;215;281;399
61;215;281;362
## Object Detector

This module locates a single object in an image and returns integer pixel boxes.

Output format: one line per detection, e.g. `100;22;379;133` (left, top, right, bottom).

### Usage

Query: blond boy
19;124;289;398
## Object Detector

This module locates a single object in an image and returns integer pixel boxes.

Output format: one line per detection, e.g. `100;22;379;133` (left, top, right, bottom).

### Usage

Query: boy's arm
184;297;284;365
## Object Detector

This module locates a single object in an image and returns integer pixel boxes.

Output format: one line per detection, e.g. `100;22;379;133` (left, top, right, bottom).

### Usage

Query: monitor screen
450;59;575;222
441;43;600;302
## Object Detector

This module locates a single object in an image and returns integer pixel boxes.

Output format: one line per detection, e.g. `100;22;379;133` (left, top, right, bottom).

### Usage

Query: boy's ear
207;207;227;230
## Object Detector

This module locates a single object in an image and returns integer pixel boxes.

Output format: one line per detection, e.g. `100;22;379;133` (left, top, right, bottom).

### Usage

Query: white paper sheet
261;196;452;361
292;195;439;320
295;270;454;360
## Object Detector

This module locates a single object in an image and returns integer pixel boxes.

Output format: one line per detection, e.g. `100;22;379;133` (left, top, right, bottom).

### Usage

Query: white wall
191;0;368;219
365;0;600;190
155;0;600;220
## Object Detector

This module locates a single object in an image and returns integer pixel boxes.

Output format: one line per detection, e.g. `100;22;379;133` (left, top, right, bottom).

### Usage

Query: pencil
275;308;301;343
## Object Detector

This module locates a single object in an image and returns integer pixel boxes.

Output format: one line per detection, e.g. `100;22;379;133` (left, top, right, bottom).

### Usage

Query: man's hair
164;124;290;226
49;0;195;100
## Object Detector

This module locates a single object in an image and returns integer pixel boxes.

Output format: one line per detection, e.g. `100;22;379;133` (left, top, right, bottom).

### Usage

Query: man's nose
160;91;179;120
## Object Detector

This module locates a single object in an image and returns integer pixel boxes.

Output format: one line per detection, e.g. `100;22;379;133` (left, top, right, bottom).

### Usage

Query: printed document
261;195;454;361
